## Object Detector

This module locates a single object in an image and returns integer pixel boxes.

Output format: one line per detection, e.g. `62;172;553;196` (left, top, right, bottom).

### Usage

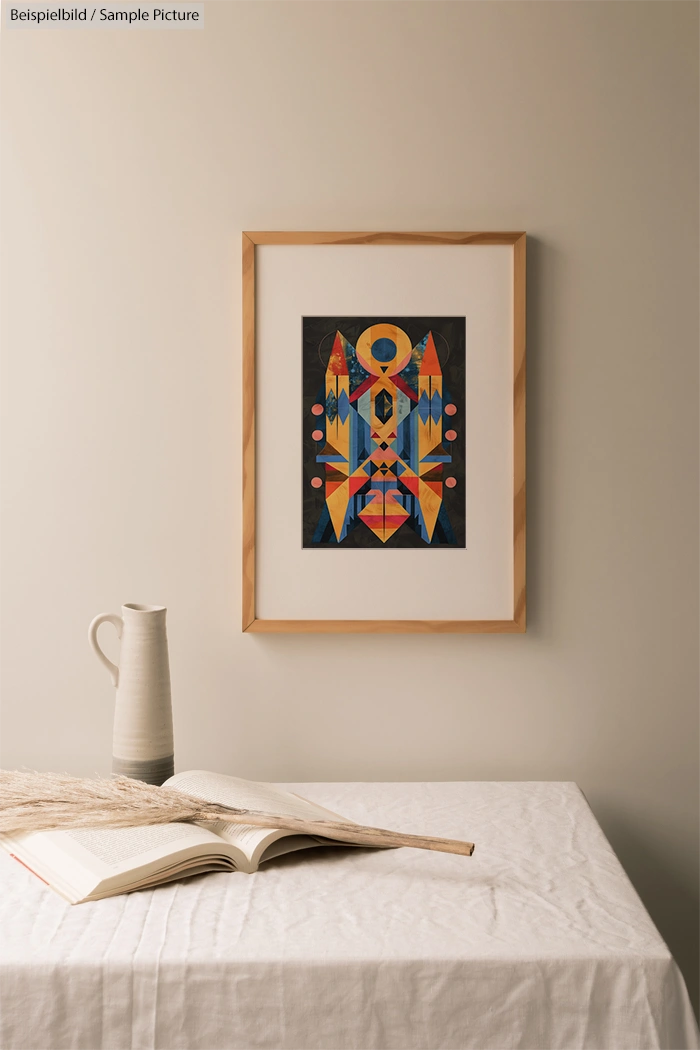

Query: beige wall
1;0;698;1011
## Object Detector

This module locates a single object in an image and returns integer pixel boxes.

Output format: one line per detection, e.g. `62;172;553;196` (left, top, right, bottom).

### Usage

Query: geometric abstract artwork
243;230;526;632
303;317;466;548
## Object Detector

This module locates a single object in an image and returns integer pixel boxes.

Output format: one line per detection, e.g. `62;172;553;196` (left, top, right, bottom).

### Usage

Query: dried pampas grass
0;770;475;857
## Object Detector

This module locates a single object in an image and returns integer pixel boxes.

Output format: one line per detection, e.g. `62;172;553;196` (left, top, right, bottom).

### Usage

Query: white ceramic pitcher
88;604;174;785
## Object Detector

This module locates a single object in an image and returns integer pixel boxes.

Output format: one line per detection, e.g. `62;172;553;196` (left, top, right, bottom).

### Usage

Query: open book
0;770;355;904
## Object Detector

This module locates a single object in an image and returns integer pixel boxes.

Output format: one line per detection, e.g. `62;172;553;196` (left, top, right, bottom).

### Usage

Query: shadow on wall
521;234;564;638
595;803;700;1021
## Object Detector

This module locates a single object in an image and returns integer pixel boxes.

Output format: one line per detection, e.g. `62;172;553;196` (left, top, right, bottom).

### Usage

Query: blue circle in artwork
371;337;397;362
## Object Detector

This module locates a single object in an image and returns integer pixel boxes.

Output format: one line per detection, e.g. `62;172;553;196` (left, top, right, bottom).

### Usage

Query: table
1;781;698;1050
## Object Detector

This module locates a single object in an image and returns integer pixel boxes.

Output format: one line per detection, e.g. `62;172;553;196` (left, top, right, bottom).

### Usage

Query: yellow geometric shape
326;479;351;541
417;479;442;541
418;417;442;469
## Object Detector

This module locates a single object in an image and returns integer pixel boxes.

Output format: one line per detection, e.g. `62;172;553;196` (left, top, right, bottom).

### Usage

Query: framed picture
242;232;525;633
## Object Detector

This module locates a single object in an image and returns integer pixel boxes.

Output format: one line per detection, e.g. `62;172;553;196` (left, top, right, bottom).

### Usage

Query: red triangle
401;476;420;496
425;481;443;496
348;476;366;496
327;332;349;376
419;332;441;376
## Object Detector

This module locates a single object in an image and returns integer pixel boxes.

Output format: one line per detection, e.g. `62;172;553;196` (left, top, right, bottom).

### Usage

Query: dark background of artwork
302;316;466;548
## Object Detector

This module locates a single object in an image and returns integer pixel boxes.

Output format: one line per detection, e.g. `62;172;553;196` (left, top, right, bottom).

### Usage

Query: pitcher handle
88;613;123;688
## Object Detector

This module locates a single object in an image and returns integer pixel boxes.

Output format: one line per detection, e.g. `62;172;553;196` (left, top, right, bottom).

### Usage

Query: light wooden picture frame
242;232;526;634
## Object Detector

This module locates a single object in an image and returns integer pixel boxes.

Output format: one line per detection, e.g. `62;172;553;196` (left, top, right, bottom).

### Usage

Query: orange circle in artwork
445;403;457;416
311;404;324;416
445;429;457;441
311;477;323;489
445;477;457;489
312;430;323;441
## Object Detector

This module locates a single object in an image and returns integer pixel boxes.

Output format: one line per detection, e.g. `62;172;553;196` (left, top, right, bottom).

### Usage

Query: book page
166;771;352;862
2;820;231;902
168;770;348;821
66;822;224;872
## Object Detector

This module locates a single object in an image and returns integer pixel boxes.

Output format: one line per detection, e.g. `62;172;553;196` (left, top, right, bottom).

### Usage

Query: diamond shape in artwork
417;391;431;424
337;389;350;424
375;389;393;424
325;390;338;423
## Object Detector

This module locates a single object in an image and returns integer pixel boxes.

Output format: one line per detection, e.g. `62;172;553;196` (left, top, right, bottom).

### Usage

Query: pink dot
312;429;323;441
445;429;457;442
445;403;457;416
445;477;457;489
311;477;323;489
311;404;324;416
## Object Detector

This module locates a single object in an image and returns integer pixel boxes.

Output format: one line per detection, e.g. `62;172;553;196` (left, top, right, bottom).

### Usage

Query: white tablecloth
0;781;697;1050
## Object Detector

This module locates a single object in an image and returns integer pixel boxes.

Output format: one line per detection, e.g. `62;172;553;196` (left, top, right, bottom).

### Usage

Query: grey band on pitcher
112;755;175;785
